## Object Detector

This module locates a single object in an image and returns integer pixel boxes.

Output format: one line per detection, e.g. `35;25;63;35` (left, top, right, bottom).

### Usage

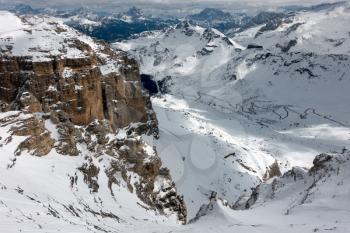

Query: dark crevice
140;74;159;95
101;82;110;120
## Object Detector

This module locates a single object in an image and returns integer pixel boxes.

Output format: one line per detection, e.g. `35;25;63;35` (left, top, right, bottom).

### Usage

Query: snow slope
123;151;350;233
1;4;350;232
0;112;178;232
0;11;101;61
0;12;184;232
115;2;350;222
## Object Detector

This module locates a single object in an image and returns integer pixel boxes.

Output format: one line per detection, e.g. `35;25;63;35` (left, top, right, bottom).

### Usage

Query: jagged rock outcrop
263;160;282;180
0;12;185;224
243;151;350;210
0;112;54;157
0;52;153;132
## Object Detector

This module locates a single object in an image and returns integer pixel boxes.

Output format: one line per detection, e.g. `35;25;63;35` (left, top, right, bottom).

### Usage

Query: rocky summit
0;11;186;231
0;12;153;130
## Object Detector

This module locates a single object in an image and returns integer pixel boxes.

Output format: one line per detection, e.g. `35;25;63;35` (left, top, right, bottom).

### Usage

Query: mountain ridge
0;11;187;232
1;2;350;232
115;2;350;224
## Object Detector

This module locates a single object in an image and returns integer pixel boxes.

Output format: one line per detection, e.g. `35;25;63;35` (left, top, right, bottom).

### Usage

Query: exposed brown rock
78;160;100;193
0;18;184;223
18;92;42;112
55;121;81;156
108;131;187;224
8;114;54;156
309;153;333;174
263;160;282;180
0;48;152;132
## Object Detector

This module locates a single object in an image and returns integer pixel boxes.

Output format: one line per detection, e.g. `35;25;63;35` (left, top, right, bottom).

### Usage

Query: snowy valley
0;1;350;233
116;2;350;231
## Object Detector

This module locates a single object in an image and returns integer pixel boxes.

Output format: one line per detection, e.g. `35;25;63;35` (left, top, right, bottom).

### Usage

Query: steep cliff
0;11;186;229
0;12;155;131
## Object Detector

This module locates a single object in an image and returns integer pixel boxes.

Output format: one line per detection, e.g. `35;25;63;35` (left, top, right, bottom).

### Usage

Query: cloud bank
0;0;345;6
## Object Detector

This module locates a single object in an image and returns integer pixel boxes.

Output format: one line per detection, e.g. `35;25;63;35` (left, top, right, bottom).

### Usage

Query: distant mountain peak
126;6;144;18
200;8;228;16
175;20;192;29
190;8;233;21
13;3;37;15
14;3;33;11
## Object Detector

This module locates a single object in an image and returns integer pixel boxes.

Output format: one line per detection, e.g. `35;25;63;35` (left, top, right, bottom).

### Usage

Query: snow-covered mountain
115;1;350;228
187;8;246;33
1;1;350;232
185;2;347;38
3;4;179;42
0;11;186;232
61;7;178;42
187;8;286;36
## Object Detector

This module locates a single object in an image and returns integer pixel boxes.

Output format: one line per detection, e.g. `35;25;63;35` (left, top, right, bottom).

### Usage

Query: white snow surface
1;4;350;233
0;11;124;80
115;3;350;231
0;112;179;232
1;112;349;233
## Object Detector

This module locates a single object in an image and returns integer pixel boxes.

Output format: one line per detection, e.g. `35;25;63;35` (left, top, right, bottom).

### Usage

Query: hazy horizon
0;0;347;15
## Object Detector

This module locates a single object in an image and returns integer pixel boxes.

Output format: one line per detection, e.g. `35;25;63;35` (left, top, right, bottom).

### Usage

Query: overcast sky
0;0;346;15
0;0;344;6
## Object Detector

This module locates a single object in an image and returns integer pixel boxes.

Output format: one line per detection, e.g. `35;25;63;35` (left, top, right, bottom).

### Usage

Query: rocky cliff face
0;11;186;225
0;47;154;132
